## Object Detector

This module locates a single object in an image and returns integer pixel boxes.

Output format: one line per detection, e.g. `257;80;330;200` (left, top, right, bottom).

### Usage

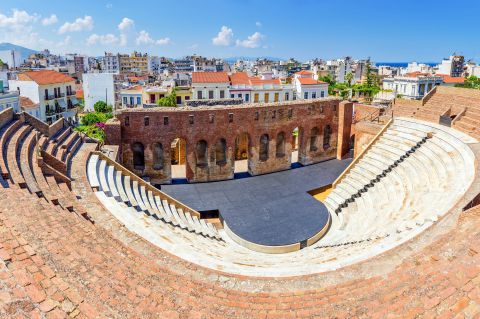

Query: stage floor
161;158;351;247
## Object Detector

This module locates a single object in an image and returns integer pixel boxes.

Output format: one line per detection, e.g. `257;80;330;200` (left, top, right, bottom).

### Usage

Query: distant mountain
0;43;38;60
224;56;284;63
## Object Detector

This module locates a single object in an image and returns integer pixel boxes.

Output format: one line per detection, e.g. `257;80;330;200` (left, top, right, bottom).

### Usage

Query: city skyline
1;0;479;61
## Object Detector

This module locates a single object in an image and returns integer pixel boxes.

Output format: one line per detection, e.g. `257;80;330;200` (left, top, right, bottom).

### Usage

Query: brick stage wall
106;98;352;183
0;107;14;129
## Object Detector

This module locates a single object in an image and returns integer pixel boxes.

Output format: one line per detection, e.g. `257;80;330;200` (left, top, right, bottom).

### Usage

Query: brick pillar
336;101;353;160
104;118;122;146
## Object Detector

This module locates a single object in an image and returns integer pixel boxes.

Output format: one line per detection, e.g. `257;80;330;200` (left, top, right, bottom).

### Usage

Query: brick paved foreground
0;178;480;318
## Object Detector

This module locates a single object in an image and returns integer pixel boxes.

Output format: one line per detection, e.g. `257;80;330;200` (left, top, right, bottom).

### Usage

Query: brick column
336;101;353;160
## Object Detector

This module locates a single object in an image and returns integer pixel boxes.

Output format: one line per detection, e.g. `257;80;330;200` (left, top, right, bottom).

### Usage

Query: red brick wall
0;107;14;130
107;99;343;183
48;118;65;137
353;121;383;158
337;102;353;159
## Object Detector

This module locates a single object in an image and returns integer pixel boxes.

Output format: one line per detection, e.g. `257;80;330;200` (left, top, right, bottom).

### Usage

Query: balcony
67;90;76;96
44;94;55;101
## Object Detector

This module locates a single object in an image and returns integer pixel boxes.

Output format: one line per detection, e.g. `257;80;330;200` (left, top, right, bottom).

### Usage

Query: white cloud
57;36;72;47
135;30;170;46
86;33;119;46
236;32;264;48
42;14;58;26
0;9;38;29
59;16;93;34
119;33;128;46
212;26;233;46
256;21;262;27
156;37;171;45
118;17;134;31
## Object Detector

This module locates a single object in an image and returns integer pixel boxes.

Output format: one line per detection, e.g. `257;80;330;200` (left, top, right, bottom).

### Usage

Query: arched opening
276;132;285;158
323;125;332;150
259;134;269;162
309;127;319;152
234;132;250;174
152;143;164;170
196;140;208;167
171;138;187;180
132;142;145;170
215;138;227;165
291;127;302;165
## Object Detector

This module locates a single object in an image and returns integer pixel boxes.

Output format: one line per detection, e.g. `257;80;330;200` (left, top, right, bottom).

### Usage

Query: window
285;92;289;101
288;109;293;119
209;114;215;123
320;91;325;98
130;97;134;105
254;93;259;103
231;94;235;98
310;127;319;152
264;93;269;103
163;116;169;125
132;142;145;170
176;96;182;104
220;90;225;99
150;94;155;104
276;132;285;158
312;92;317;99
144;116;149;126
238;94;242;98
45;89;49;99
208;90;214;99
185;96;190;101
152;143;164;170
274;93;279;102
245;94;250;102
123;97;127;105
215;138;227;165
125;116;130;126
304;92;309;99
259;134;269;161
229;113;234;123
189;115;194;124
323;125;332;150
196;140;208;167
197;91;203;99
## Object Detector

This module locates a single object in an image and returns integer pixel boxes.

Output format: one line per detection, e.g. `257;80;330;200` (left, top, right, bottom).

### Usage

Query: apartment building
436;55;465;77
0;80;20;113
9;70;78;124
191;72;230;100
101;53;119;73
382;73;443;99
293;71;328;99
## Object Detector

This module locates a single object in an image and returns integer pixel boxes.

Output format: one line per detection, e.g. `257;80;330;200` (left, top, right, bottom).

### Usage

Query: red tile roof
437;74;465;84
19;97;38;109
249;77;281;85
230;72;250;85
296;70;313;75
18;70;75;85
192;72;229;83
297;78;327;85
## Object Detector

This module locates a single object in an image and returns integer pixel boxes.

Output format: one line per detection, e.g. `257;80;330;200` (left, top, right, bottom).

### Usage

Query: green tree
157;88;177;107
455;76;480;89
93;101;112;113
345;72;354;87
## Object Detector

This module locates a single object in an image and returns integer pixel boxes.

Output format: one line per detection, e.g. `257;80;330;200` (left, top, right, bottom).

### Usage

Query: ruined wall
354;121;383;158
106;98;343;183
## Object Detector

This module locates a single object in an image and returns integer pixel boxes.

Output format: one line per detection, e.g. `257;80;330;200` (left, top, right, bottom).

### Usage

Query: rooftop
297;78;328;85
17;70;75;85
192;72;229;83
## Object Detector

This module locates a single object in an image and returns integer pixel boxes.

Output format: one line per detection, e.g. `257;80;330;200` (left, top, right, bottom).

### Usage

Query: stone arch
215;138;227;165
152;142;164;170
309;127;319;152
132;142;145;170
196;140;208;167
276;131;285;158
259;134;269;162
323;125;332;150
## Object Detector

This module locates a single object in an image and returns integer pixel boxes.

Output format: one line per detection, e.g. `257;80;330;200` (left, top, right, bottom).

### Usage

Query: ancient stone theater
0;86;480;318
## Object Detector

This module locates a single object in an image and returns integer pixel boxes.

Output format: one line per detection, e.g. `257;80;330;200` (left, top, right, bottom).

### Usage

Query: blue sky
1;0;479;62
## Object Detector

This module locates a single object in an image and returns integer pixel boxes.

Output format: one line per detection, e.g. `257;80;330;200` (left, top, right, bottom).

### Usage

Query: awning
57;99;67;108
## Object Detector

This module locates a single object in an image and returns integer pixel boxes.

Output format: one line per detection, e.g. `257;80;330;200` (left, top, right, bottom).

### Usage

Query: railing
67;91;76;96
332;118;393;188
91;151;201;218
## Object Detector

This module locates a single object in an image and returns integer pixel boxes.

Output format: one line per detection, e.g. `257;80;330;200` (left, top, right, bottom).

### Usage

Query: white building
101;53;119;73
148;56;169;74
382;73;443;100
435;55;464;77
0;81;20;113
293;71;328;100
9;70;78;124
229;72;294;103
120;85;143;108
326;57;352;83
83;73;118;111
0;50;22;69
191;72;230;100
404;62;433;75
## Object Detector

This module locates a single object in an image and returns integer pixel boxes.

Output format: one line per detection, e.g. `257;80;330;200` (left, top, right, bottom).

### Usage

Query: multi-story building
9;70;78;124
101;53;119;73
83;72;122;111
192;55;217;72
129;51;148;73
0;50;22;69
73;56;87;80
143;85;169;105
325;57;352;83
148;56;170;74
0;80;20;113
173;57;194;73
229;72;252;102
229;72;295;104
382;73;443;99
293;71;328;100
118;54;132;73
120;85;143;108
436;55;465;77
191;72;230;100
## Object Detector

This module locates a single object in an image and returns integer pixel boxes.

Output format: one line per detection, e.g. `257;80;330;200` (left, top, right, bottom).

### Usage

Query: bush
93;101;113;113
81;112;107;126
